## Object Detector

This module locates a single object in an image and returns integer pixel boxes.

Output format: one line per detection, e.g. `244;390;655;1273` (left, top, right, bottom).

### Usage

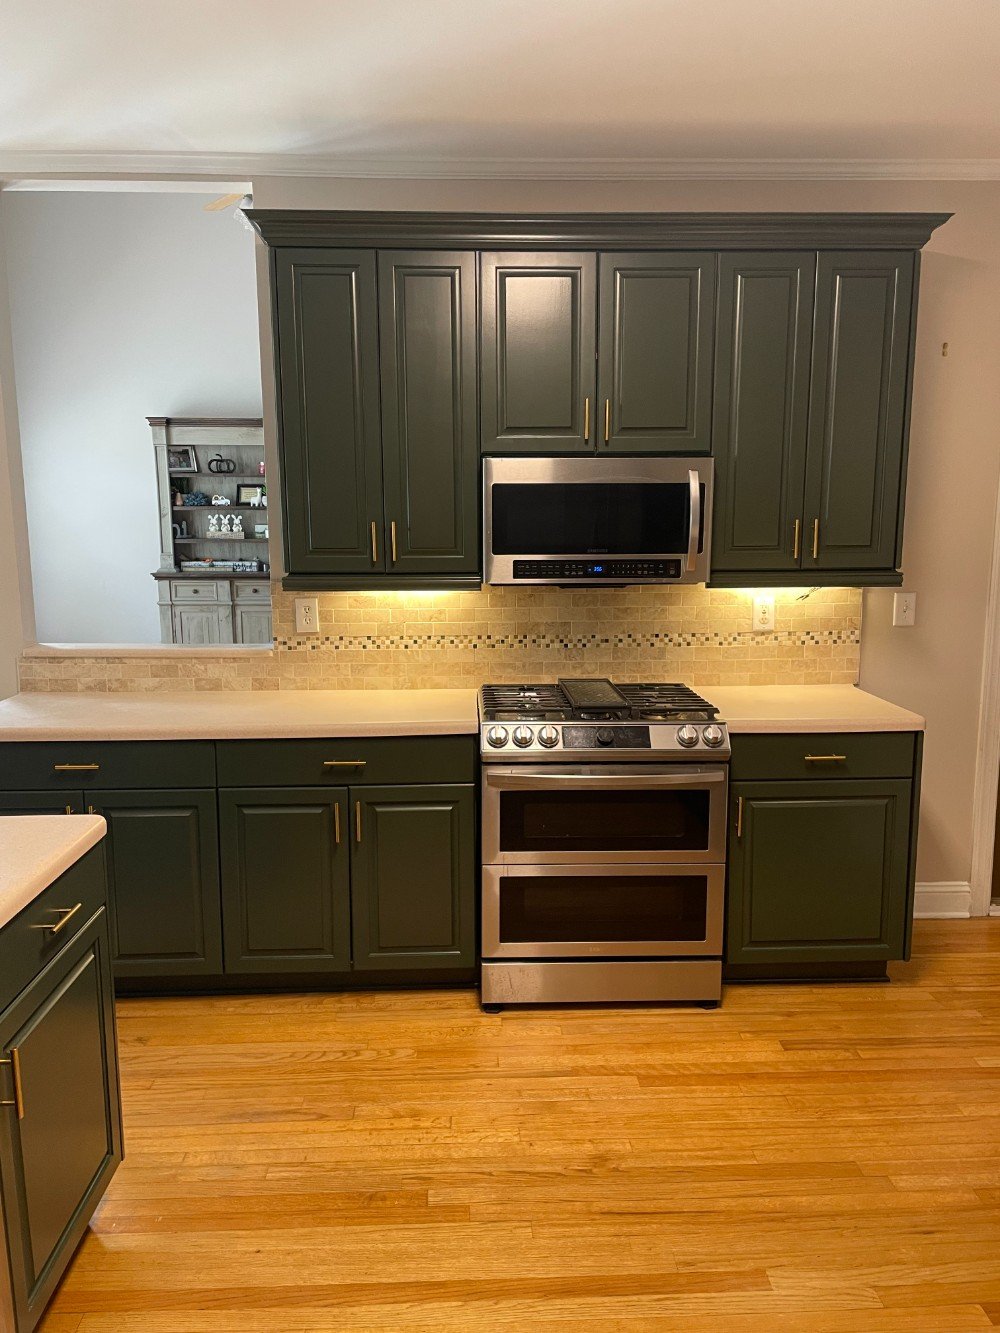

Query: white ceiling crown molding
1;151;1000;183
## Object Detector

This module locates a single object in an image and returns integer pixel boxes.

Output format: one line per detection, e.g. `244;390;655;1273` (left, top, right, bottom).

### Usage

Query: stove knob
702;724;724;747
677;724;699;748
512;725;535;748
596;727;616;747
486;725;509;748
537;725;560;748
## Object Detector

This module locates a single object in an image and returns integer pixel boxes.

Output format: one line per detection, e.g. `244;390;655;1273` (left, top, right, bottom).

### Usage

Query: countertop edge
0;815;107;933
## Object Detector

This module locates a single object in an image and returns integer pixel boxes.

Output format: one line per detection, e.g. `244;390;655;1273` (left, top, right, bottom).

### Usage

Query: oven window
498;874;708;943
491;482;695;555
498;787;710;854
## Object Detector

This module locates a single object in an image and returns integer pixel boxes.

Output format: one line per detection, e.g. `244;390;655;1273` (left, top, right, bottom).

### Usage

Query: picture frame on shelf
236;483;264;506
167;446;198;473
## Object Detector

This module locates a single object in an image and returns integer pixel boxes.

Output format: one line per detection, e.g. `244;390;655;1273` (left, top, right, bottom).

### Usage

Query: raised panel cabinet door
597;252;715;454
711;253;815;573
88;789;222;977
234;604;273;645
0;912;122;1331
172;602;233;645
274;249;384;574
351;784;475;970
804;251;915;572
378;252;480;575
219;787;351;973
480;252;596;453
726;779;912;967
0;790;84;814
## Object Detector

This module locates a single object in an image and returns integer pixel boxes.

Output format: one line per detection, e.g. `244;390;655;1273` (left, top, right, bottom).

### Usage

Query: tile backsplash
19;585;861;692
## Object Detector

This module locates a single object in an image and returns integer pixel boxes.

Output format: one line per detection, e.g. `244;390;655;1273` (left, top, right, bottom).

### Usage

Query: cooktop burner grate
480;681;719;722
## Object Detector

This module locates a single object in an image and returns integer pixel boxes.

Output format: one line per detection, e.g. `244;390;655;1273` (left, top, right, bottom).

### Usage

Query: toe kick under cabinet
0;736;477;991
724;731;923;981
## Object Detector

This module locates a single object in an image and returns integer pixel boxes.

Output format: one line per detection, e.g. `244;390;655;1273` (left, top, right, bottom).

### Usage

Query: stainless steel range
479;678;729;1010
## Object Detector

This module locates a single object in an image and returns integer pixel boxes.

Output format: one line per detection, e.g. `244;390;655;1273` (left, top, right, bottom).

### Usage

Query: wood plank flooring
41;920;1000;1331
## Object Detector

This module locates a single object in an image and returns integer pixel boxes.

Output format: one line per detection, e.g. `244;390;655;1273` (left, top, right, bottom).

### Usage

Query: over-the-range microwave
483;456;713;586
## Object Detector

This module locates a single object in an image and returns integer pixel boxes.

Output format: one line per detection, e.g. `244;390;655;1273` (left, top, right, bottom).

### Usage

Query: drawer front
170;580;229;602
730;731;917;782
233;582;270;602
216;736;477;787
0;845;108;1011
0;741;217;791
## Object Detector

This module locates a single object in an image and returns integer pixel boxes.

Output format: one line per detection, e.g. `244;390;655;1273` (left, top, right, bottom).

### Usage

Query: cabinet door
597;252;715;454
351;784;475;970
234;604;273;645
0;790;84;814
274;249;384;574
219;788;350;973
727;779;912;966
480;252;596;453
804;251;915;573
172;602;233;645
0;911;122;1330
89;789;222;977
378;252;480;575
711;253;815;573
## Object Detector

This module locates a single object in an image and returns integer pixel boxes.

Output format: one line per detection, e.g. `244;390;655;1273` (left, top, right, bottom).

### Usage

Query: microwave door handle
687;469;700;573
485;770;726;790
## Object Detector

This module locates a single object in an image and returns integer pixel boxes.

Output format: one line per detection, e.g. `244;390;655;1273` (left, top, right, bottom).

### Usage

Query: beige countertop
0;814;106;932
0;689;480;741
696;684;924;733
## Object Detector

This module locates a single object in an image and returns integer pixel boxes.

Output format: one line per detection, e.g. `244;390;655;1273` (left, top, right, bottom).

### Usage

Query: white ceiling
2;0;999;177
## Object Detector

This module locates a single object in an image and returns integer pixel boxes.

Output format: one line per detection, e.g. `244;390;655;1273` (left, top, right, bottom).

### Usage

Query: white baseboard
913;882;973;918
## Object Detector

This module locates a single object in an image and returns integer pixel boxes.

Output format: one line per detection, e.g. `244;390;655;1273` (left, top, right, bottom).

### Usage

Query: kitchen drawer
216;735;477;787
170;580;230;602
233;581;270;601
730;731;917;782
0;740;217;791
0;844;107;1011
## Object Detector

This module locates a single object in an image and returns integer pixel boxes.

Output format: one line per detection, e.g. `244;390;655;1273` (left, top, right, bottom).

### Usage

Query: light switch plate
294;597;320;634
892;591;916;627
752;593;775;633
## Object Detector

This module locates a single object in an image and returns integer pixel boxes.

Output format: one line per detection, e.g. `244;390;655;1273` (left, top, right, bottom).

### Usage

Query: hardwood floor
41;920;1000;1331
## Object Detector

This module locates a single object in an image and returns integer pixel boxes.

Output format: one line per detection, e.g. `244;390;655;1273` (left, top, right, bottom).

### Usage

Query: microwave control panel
512;559;682;580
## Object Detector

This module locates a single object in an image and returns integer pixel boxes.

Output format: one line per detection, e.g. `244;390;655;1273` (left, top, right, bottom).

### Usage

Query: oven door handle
485;769;726;790
687;468;700;573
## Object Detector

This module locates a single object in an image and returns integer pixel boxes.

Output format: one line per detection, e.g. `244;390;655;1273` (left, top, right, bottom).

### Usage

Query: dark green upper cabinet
711;253;815;574
804;251;915;574
480;252;596;453
378;252;479;575
597;252;714;453
274;249;384;576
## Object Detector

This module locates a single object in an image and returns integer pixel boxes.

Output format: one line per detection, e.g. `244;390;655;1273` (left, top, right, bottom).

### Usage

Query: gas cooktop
479;678;730;759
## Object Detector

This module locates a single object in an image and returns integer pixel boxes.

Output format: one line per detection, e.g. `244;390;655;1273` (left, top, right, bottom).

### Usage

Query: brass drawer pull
736;795;744;839
812;518;820;560
334;802;341;846
30;902;83;936
604;398;611;443
322;760;366;768
0;1048;24;1119
53;763;100;773
583;396;590;441
370;520;378;564
804;754;847;763
355;800;362;843
793;518;802;561
390;520;398;564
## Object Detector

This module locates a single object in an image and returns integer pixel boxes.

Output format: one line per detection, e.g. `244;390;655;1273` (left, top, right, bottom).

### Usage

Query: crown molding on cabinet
0;151;999;184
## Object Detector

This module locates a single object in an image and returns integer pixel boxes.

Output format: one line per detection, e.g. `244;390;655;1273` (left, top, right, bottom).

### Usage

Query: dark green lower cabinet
726;779;913;969
351;785;475;970
0;909;122;1333
0;791;84;815
88;790;222;978
219;787;351;973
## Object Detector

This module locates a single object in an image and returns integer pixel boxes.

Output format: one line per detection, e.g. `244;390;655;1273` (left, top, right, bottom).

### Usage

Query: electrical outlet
752;593;775;634
892;591;916;627
294;597;320;634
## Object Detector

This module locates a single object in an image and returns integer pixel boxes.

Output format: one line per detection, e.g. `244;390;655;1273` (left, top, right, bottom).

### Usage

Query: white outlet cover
892;591;916;627
295;596;320;634
752;593;775;633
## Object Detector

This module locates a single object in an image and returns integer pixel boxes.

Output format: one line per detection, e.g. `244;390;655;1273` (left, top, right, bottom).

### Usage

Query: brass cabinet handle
322;760;366;767
793;518;801;561
370;520;378;564
804;754;847;763
334;802;341;846
355;800;362;843
53;763;99;773
30;902;83;936
736;796;744;839
0;1048;24;1120
64;805;73;816
390;520;398;564
583;396;590;441
812;518;820;560
604;398;611;443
